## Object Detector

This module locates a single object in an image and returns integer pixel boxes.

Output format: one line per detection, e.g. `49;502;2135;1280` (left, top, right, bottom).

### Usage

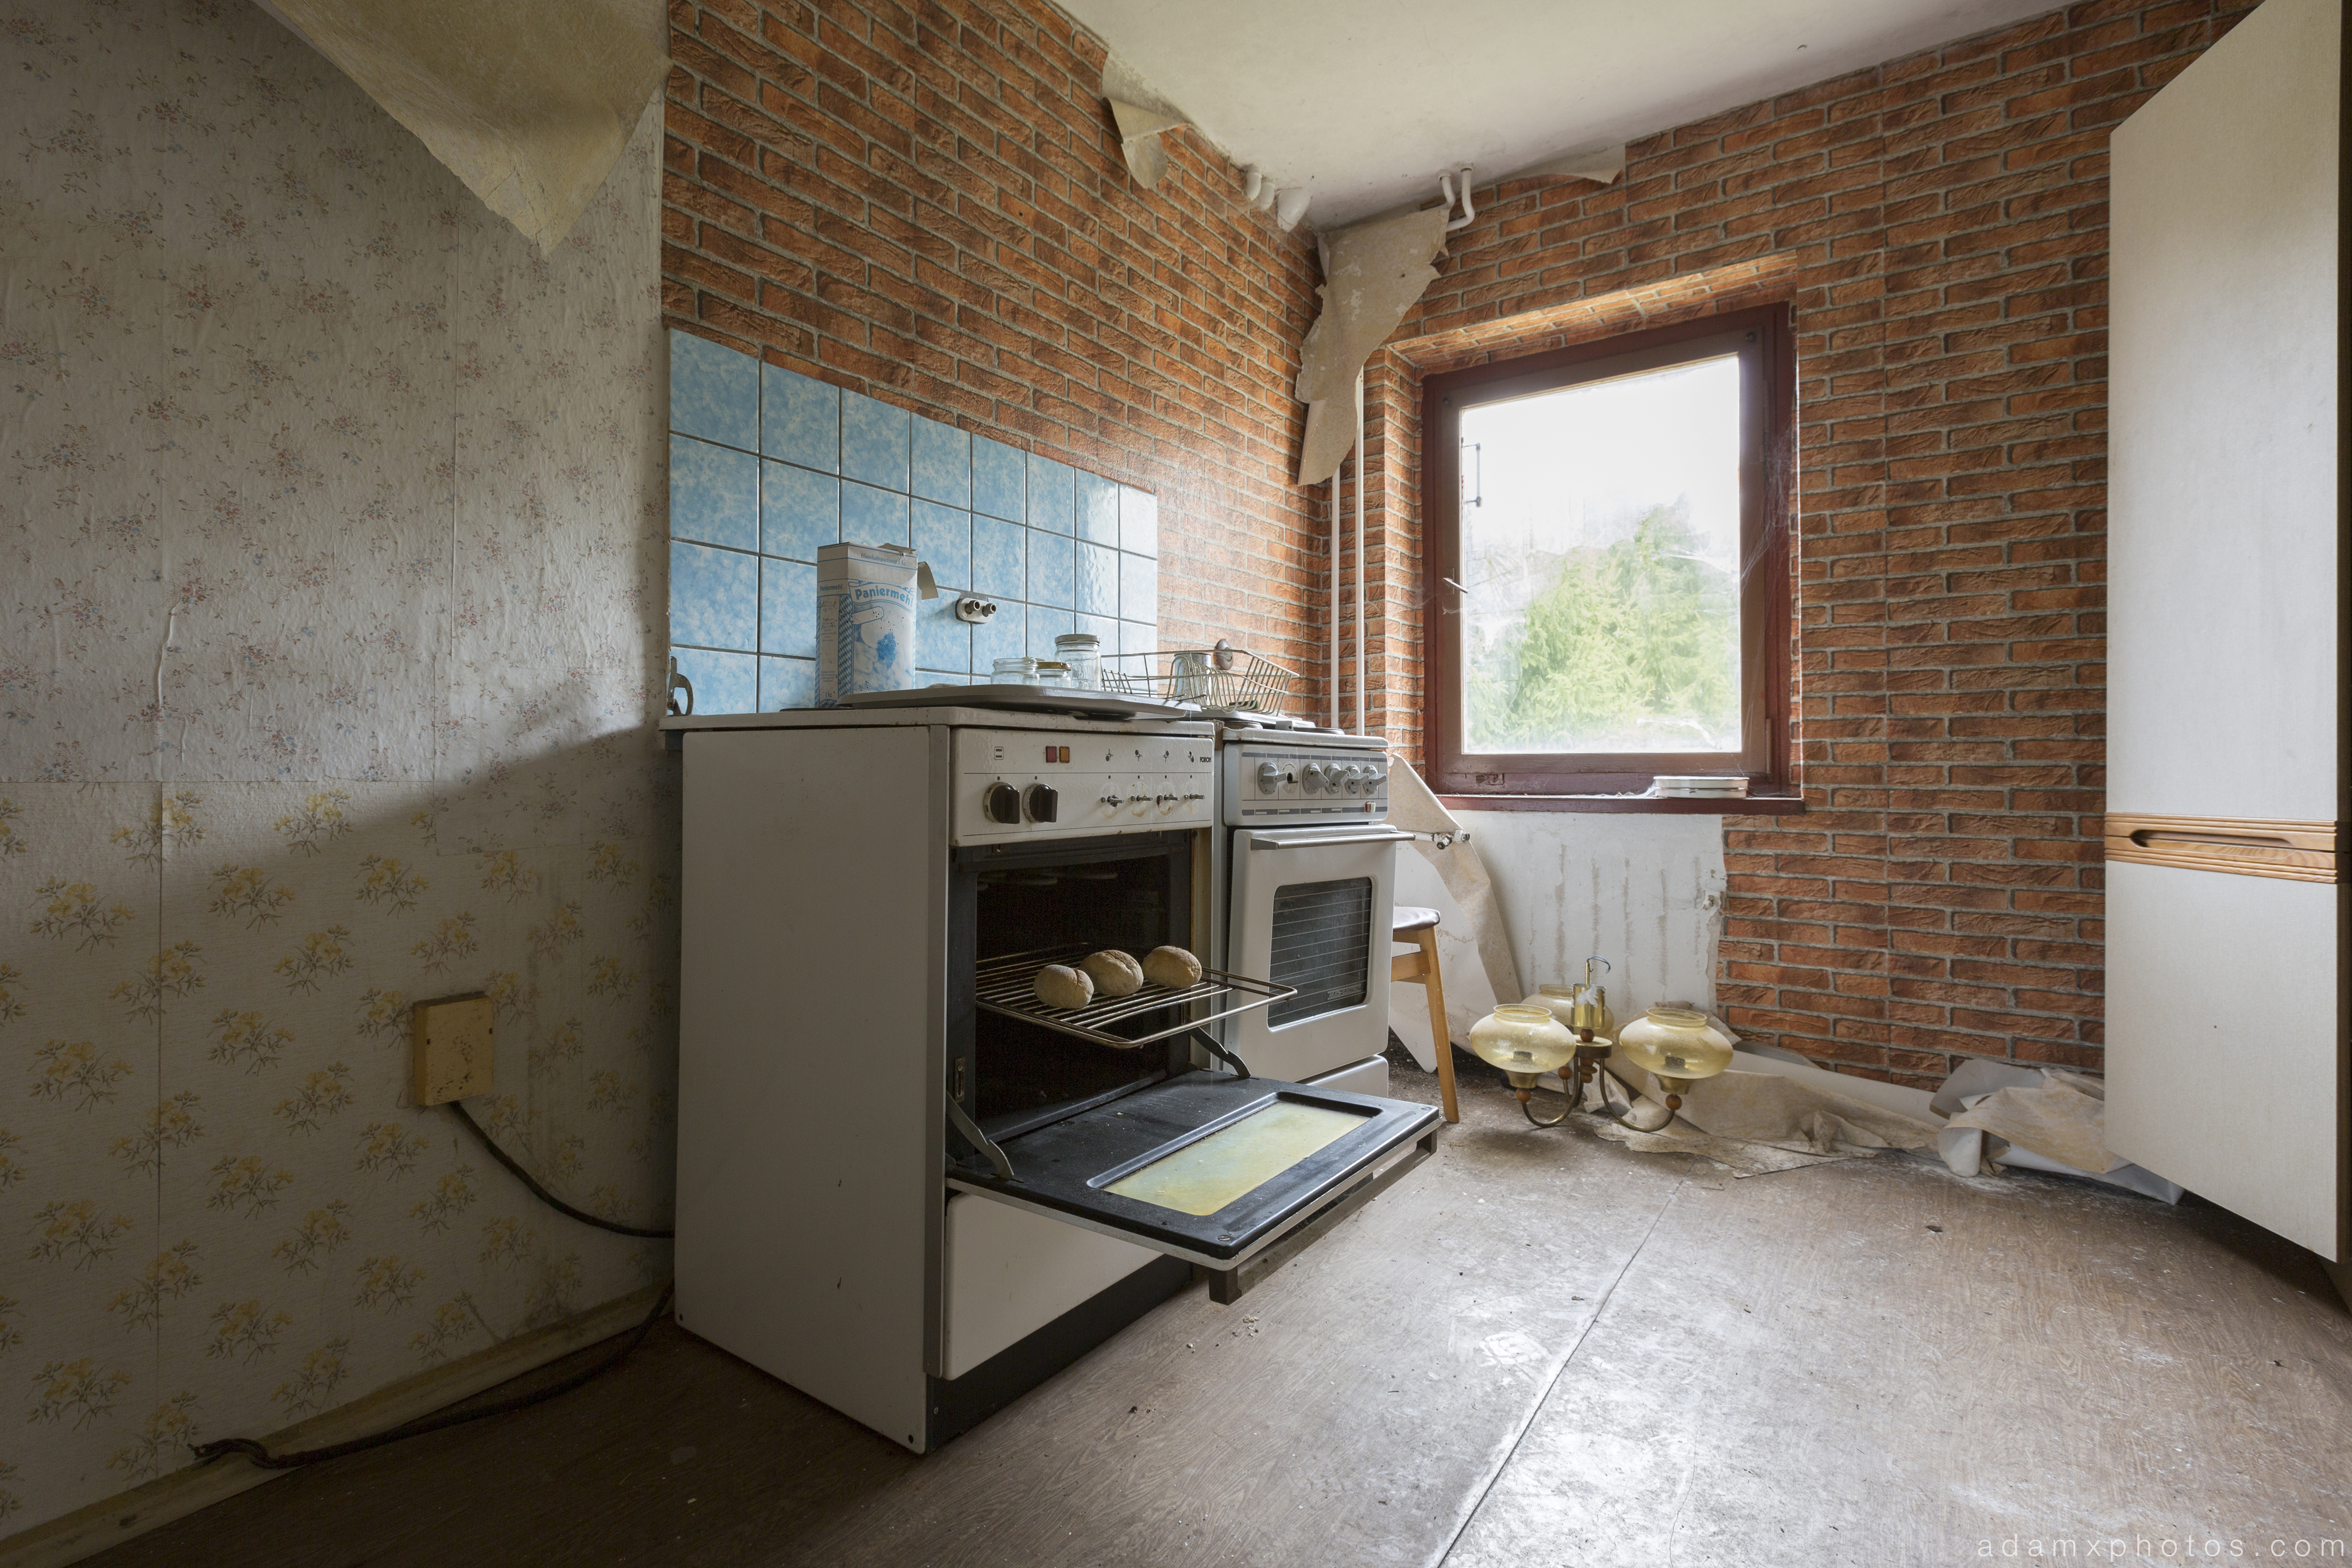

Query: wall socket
412;993;494;1105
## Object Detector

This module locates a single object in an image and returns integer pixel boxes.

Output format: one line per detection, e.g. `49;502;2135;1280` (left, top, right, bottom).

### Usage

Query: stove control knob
1301;763;1330;793
984;783;1022;825
1344;769;1367;795
1365;768;1386;792
1255;761;1294;793
1024;784;1058;823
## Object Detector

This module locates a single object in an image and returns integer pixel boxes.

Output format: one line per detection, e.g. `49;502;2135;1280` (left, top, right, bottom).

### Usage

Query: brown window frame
1420;303;1796;807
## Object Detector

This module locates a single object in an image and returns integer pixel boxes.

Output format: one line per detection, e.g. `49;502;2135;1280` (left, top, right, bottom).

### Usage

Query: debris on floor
1577;1049;2184;1201
1933;1059;2184;1201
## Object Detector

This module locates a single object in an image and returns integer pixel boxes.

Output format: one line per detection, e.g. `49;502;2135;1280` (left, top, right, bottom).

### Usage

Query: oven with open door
671;708;1440;1458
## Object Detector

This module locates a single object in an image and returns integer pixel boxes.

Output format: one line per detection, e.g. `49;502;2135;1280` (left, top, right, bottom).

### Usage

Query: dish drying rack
973;944;1295;1051
1099;638;1295;716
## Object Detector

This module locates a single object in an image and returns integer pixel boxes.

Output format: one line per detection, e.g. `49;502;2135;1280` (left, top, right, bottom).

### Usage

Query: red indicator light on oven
1045;746;1055;764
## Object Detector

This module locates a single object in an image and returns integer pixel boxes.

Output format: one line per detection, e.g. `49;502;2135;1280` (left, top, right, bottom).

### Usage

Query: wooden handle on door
2103;813;2337;883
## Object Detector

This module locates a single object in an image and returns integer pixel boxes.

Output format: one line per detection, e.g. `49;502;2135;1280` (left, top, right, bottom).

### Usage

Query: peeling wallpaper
1;1;674;1534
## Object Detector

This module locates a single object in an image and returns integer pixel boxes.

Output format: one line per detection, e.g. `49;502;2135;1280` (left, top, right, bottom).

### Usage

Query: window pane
1458;355;1743;756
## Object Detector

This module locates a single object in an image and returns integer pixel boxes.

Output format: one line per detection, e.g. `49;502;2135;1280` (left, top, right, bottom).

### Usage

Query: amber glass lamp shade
1468;1004;1578;1089
1615;1005;1735;1089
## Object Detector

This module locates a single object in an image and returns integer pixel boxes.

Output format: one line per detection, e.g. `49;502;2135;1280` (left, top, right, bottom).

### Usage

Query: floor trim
0;1282;666;1568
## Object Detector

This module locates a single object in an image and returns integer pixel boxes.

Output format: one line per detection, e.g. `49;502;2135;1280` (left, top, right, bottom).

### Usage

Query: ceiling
1061;0;2065;231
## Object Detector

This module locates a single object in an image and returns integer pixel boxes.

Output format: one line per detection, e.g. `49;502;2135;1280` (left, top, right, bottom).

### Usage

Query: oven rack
974;946;1296;1051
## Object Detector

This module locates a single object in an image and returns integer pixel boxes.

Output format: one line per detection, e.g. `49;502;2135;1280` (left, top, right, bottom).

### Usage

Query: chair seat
1392;905;1441;936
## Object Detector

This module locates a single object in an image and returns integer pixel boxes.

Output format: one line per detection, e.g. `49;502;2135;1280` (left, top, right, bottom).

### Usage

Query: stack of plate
1653;775;1749;799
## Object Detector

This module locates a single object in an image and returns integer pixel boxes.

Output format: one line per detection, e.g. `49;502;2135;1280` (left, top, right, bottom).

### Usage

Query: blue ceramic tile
916;593;973;675
911;418;971;508
1027;606;1074;660
911;500;970;590
1027;528;1073;610
1074;612;1119;653
1074;540;1119;617
972;516;1026;600
670;541;759;652
670;436;759;551
761;363;838;472
840;390;910;491
670;331;759;450
672;646;757;715
757;655;817;712
1119;486;1158;559
761;461;838;562
1119;552;1157;625
1026;454;1072;535
1119;618;1156;657
972;601;1026;672
973;436;1026;522
841;482;910;547
1075;470;1119;546
760;558;816;658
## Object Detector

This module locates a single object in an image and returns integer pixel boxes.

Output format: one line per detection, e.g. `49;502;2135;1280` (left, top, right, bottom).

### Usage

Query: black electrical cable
191;1285;672;1470
444;1096;676;1240
192;1098;676;1470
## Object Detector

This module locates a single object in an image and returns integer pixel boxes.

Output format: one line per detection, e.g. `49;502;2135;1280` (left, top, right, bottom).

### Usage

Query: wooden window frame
1420;303;1797;808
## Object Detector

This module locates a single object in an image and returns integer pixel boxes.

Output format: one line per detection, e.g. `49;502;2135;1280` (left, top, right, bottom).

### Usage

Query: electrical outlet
412;993;494;1105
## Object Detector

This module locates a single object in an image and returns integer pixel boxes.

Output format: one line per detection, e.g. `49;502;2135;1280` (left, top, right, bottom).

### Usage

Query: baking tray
974;944;1295;1049
836;684;1194;720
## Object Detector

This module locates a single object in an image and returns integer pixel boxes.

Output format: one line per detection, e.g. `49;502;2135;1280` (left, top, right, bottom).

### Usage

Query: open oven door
946;1068;1440;1303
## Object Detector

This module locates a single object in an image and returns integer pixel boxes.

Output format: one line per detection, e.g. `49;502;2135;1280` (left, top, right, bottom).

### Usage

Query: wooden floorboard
74;1059;2352;1568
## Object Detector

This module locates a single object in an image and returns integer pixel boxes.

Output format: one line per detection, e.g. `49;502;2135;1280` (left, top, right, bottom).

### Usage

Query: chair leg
1418;928;1457;1123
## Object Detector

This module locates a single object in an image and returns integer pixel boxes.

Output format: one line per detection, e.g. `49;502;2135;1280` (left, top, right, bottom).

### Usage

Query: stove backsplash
666;330;1160;713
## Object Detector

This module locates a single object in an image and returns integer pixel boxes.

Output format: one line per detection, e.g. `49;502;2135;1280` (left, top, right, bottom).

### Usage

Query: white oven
1217;730;1409;1085
670;700;1441;1457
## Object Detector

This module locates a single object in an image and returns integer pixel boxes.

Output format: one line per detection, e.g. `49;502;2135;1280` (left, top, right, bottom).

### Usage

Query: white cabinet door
2105;0;2343;1260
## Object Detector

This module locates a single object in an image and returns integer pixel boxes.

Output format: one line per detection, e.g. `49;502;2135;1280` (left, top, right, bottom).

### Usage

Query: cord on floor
191;1097;675;1469
191;1285;673;1469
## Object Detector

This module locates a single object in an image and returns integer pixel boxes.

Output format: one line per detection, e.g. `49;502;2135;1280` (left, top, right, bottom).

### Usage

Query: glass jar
1615;1004;1735;1089
991;655;1039;686
1467;1004;1577;1089
1054;632;1101;690
1034;660;1071;687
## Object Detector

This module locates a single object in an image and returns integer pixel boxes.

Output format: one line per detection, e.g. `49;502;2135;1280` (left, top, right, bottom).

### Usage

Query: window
1421;305;1794;802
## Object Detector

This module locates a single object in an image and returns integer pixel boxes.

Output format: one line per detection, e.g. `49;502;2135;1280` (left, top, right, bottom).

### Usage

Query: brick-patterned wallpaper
1363;0;2255;1088
657;0;1330;683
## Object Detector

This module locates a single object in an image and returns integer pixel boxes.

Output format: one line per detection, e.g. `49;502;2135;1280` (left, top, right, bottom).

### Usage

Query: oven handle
1247;827;1417;850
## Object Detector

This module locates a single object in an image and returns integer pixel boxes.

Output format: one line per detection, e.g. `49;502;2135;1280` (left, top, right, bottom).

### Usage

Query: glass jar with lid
1054;632;1101;690
991;655;1039;686
1034;660;1071;687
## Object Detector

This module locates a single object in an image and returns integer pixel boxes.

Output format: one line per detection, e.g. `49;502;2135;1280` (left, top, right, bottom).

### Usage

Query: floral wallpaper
0;0;674;1535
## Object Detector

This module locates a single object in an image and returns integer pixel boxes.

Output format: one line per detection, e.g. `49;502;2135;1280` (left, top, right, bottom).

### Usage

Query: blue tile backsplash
668;330;1158;712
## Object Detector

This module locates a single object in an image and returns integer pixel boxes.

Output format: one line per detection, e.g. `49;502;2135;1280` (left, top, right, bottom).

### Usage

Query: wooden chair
1391;906;1458;1122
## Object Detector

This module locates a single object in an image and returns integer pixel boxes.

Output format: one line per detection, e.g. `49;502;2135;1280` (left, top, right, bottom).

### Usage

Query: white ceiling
1062;0;2065;230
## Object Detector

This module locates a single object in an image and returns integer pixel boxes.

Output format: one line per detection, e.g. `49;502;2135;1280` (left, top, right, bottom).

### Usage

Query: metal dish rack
1099;638;1295;716
974;944;1296;1050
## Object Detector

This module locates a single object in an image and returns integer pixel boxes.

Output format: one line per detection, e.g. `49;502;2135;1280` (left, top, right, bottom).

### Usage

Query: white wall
1;3;670;1533
1390;812;1726;1066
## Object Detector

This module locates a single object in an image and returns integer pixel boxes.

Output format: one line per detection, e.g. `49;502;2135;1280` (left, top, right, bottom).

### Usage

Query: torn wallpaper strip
255;0;669;251
1294;206;1451;485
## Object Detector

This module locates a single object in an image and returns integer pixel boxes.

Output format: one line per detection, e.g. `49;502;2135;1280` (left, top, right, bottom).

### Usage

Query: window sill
1435;793;1807;816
